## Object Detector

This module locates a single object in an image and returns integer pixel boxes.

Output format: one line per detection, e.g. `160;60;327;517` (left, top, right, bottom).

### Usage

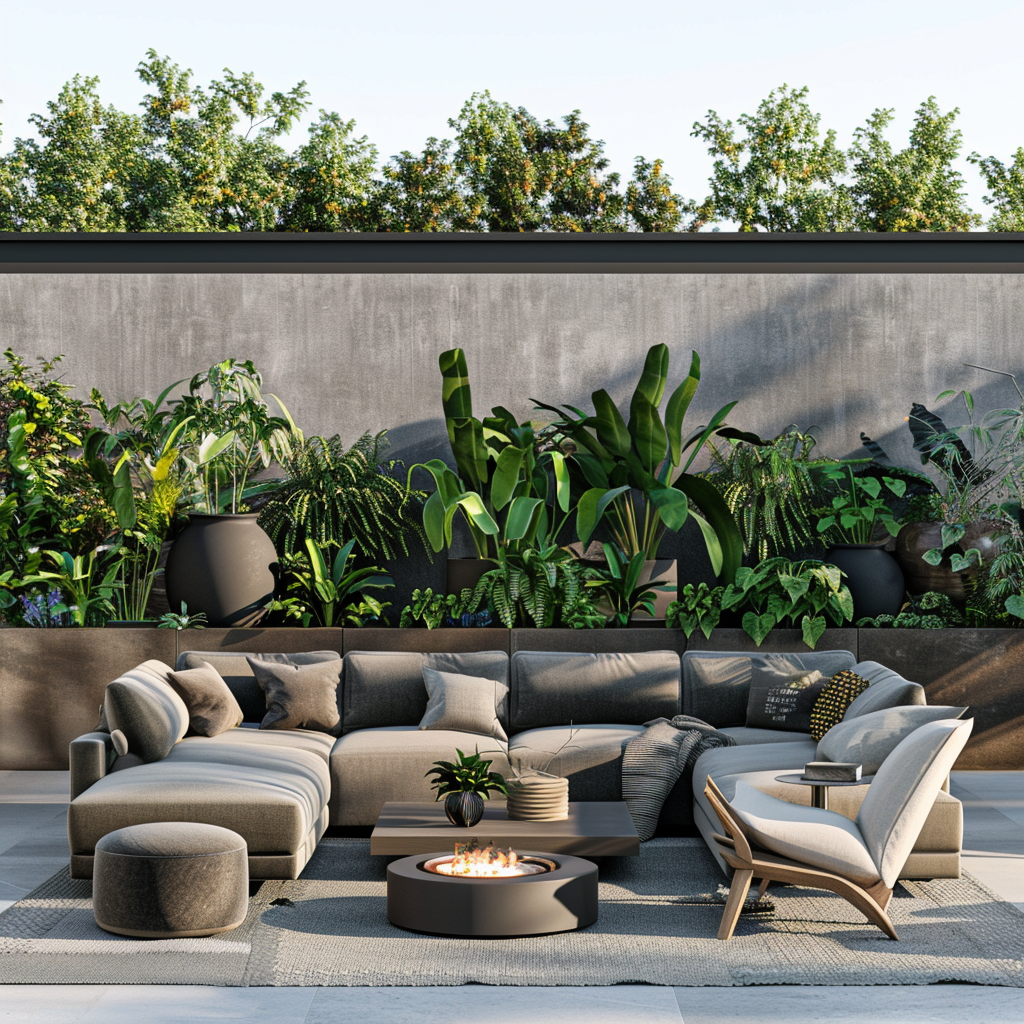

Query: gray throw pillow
843;673;926;719
817;704;968;774
168;661;245;737
745;668;825;733
418;667;509;742
103;661;190;763
247;656;343;735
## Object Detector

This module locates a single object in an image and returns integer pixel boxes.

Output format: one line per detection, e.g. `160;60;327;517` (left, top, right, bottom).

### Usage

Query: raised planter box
686;628;859;656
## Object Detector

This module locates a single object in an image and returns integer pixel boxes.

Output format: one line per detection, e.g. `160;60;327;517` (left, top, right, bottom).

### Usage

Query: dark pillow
168;661;245;737
810;670;871;741
745;668;826;732
247;656;343;735
418;667;509;742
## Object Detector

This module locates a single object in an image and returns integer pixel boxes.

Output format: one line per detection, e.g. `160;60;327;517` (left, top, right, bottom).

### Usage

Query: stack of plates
506;775;569;821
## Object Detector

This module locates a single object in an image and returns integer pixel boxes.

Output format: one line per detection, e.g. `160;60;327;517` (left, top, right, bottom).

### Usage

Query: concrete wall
3;271;1023;591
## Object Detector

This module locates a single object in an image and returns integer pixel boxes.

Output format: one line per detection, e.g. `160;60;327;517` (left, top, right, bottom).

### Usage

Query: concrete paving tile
0;854;67;891
0;984;106;1023
962;854;1024;902
0;877;29;900
76;986;317;1023
306;985;684;1023
673;984;1024;1022
0;770;70;803
0;898;16;914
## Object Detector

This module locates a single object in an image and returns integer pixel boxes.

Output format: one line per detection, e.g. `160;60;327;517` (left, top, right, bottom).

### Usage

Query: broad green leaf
681;401;738;472
648;484;689;531
634;344;669;407
491;445;528;511
504;496;543;542
592;389;631;457
198;431;235;465
675;475;743;583
742;611;776;646
922;547;944;566
1005;595;1024;620
454;492;499;537
576;485;630;548
449;417;489;492
801;614;827;649
422;490;447;551
778;572;809;604
549;451;570;512
858;477;882;498
941;523;966;549
664;353;700;467
628;391;667;474
439;349;473;419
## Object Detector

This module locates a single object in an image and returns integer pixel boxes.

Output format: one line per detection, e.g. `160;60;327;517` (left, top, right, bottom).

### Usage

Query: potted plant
815;464;906;620
425;748;509;827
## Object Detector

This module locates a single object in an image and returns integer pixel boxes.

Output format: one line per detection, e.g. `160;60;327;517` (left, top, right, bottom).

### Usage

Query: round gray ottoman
93;822;248;938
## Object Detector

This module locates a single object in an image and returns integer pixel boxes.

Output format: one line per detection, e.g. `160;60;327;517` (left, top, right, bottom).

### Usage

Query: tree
375;137;473;232
969;147;1024;231
849;97;981;232
690;84;853;232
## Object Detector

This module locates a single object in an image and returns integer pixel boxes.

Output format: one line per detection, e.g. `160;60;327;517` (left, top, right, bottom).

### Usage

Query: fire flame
434;840;525;877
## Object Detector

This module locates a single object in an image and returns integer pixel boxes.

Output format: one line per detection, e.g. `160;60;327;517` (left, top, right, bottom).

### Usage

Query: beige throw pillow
168;661;245;737
247;656;343;735
418;667;509;742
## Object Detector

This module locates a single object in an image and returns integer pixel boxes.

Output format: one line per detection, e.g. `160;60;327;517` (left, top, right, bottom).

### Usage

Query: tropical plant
537;344;746;581
157;602;209;630
410;348;573;559
270;537;392;628
18;547;120;626
666;582;725;640
719;557;855;649
398;587;488;629
856;591;964;629
258;429;427;560
815;465;905;545
583;543;673;628
705;427;832;559
168;359;291;515
425;748;509;800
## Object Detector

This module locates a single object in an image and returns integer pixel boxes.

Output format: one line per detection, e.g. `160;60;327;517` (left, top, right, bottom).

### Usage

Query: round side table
775;773;874;811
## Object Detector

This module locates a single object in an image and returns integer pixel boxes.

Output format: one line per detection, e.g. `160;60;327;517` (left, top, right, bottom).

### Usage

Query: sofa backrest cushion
103;659;189;763
176;651;342;724
682;650;856;729
342;651;509;733
509;651;680;732
842;661;926;719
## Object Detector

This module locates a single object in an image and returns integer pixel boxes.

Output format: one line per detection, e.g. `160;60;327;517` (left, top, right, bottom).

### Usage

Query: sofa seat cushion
719;726;813;746
730;781;882;886
181;725;336;765
329;726;511;826
68;759;326;859
510;724;645;802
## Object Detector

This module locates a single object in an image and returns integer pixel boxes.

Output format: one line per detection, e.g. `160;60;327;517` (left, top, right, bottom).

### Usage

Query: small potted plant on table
426;748;509;828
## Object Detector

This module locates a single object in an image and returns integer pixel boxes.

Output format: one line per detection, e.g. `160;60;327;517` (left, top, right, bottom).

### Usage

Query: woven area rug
2;838;1023;987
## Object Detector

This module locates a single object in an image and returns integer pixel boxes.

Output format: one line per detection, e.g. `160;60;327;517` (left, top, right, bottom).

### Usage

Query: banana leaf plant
409;349;572;558
534;345;748;583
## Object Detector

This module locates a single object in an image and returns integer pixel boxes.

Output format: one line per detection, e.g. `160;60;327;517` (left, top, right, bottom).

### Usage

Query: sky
1;0;1023;223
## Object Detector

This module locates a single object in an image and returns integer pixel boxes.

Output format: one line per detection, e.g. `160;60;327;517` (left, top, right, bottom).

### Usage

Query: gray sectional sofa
67;646;965;882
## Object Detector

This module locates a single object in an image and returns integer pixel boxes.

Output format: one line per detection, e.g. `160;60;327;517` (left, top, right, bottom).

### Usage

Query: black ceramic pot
165;513;277;627
895;520;1004;598
825;542;905;621
444;791;485;827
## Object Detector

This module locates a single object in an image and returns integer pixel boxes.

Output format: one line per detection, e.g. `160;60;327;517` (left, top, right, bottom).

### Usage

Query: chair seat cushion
730;780;881;886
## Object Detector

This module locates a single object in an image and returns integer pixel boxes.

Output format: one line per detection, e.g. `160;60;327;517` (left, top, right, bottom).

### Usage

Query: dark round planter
165;514;277;627
825;543;905;621
895;520;1004;598
446;558;493;596
443;791;485;827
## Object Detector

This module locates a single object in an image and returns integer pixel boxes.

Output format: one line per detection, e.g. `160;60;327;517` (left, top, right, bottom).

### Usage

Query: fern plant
705;428;832;560
259;430;427;561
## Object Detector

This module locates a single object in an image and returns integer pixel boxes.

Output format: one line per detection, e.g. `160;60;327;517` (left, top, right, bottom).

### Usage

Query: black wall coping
1;232;1022;273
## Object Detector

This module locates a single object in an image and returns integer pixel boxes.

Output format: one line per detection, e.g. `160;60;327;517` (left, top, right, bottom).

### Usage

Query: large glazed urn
825;542;905;621
894;520;1004;599
165;514;277;627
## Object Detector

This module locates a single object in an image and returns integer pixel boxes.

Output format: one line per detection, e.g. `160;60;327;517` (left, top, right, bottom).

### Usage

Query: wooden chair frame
704;776;896;941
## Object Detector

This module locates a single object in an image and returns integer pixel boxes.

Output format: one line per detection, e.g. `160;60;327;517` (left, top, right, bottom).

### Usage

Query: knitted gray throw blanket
622;715;736;841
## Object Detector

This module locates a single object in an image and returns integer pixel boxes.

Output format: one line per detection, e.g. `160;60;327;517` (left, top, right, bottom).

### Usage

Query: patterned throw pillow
745;669;827;732
810;670;871;741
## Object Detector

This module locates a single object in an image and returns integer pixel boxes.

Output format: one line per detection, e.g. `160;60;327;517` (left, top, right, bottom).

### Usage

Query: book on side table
803;762;862;783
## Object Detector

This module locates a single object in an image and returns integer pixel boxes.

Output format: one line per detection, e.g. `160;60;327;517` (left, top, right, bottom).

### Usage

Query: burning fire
432;840;536;877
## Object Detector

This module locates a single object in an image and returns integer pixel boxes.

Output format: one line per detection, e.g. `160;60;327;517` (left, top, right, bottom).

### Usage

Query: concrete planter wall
2;626;1022;770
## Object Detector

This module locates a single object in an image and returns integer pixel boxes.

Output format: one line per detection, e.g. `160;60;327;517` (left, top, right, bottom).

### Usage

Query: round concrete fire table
386;849;598;937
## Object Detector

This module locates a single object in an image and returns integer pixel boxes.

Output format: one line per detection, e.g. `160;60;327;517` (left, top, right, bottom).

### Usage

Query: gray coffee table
370;801;639;857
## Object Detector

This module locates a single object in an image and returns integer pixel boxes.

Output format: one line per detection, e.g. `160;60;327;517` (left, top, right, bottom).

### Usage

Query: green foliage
857;591;964;629
157;601;208;630
425;748;508;799
583;543;672;628
706;427;832;559
815;465;905;545
538;344;745;581
850;98;981;232
259;430;427;561
399;587;483;629
18;547;120;626
666;582;724;639
270;537;392;628
691;84;852;232
720;557;855;648
970;147;1024;232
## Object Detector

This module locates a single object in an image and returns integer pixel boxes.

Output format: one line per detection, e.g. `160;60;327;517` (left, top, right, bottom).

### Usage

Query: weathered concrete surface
2;271;1023;591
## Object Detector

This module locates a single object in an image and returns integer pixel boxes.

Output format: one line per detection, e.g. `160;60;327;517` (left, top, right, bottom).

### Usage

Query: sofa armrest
70;732;114;800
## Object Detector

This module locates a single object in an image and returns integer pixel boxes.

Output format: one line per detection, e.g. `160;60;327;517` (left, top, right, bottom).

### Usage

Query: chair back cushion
856;717;973;887
103;660;189;763
342;651;509;733
682;651;856;729
842;662;926;719
509;651;680;732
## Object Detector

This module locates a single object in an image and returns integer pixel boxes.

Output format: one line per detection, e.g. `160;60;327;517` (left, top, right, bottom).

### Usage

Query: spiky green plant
425;749;509;799
259;430;427;560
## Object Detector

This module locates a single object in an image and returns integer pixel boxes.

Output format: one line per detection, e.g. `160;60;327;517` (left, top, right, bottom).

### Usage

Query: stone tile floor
1;769;1022;1022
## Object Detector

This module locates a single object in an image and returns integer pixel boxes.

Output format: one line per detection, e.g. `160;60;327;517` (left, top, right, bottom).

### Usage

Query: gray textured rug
2;838;1023;987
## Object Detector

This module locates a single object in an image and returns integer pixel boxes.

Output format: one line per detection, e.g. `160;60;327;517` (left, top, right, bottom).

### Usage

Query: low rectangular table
370;801;639;858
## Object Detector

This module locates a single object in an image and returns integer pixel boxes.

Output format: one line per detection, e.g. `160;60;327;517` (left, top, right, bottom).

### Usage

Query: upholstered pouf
93;822;248;938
